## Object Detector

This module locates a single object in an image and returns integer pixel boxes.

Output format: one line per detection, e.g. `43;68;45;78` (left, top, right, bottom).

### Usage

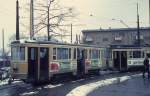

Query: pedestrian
143;56;150;78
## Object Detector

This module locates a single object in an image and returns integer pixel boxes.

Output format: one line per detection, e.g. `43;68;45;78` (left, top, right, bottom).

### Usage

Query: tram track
0;80;31;90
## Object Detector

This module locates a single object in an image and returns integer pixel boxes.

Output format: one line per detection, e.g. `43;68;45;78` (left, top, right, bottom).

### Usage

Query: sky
0;0;149;50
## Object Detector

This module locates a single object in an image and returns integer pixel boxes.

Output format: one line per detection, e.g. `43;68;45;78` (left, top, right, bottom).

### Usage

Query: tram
10;40;105;83
110;45;150;71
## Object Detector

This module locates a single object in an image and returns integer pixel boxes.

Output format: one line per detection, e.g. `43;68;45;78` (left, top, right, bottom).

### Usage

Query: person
143;56;150;78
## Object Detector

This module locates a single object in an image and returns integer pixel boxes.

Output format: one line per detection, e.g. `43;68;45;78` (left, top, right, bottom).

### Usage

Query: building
82;27;150;47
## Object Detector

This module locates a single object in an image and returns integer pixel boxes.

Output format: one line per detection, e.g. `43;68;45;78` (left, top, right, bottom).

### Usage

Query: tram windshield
11;46;25;60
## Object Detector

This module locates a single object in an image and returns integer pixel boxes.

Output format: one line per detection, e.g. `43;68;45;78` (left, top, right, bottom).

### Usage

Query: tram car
10;40;105;83
110;45;150;71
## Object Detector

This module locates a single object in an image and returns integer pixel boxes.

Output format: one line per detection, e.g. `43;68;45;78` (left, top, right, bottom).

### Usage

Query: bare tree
20;0;78;41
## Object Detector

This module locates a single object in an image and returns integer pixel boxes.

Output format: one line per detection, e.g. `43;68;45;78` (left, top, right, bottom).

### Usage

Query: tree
21;0;78;41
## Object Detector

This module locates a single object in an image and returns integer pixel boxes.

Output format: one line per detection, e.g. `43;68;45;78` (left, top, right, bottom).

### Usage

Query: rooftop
82;27;150;33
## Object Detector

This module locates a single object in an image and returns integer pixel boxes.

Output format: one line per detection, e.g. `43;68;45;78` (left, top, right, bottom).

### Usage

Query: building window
114;36;122;41
145;36;150;40
103;38;108;42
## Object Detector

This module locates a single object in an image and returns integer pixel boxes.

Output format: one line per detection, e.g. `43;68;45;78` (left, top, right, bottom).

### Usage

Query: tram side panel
49;46;79;78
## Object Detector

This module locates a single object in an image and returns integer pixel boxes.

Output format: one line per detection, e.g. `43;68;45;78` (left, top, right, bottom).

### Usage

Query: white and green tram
10;40;105;83
110;45;150;71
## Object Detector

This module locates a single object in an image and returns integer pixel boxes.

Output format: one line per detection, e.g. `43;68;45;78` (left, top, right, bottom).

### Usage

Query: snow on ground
66;74;141;96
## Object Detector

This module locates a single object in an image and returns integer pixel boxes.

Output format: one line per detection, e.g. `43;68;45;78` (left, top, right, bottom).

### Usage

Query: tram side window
129;51;132;58
11;46;25;60
89;49;91;59
20;47;25;60
69;48;71;59
57;48;69;60
91;49;99;59
133;51;141;58
98;50;101;59
53;48;56;60
146;53;150;58
84;49;88;59
31;48;35;60
73;48;76;59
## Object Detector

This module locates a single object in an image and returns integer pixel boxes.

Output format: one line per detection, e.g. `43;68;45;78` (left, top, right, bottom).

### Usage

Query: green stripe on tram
91;59;100;67
59;61;71;71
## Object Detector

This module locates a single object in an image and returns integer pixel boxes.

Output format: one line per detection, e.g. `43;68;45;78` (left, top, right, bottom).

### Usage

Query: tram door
28;47;38;82
113;51;127;71
39;48;49;81
77;48;86;75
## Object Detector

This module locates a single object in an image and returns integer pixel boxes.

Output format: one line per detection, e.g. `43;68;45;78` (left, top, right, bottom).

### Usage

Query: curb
66;74;141;96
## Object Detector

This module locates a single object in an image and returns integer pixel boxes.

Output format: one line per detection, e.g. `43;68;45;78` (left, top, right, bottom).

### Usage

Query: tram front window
11;46;25;60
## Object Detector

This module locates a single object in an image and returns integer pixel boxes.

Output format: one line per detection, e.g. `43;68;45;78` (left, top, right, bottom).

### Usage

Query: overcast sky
0;0;149;50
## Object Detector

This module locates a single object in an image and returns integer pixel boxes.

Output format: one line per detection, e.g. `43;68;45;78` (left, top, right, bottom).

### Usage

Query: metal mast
137;3;140;45
71;24;72;43
16;0;20;40
2;29;5;67
149;0;150;26
30;0;34;39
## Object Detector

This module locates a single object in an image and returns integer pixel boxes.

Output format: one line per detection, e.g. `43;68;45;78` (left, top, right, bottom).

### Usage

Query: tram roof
11;40;103;48
110;44;150;49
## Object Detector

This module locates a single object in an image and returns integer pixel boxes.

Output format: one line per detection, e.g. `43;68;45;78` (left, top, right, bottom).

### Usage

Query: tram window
40;48;47;58
53;48;56;60
84;49;87;59
146;53;150;58
91;49;99;59
98;50;101;59
69;48;71;59
133;51;141;58
89;49;91;59
11;46;25;60
11;47;19;60
129;51;132;58
73;48;76;59
142;51;145;58
31;48;35;60
57;48;69;60
20;47;25;60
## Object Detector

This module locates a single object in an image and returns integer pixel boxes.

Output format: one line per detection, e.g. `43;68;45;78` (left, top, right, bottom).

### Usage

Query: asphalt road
0;72;141;96
88;75;150;96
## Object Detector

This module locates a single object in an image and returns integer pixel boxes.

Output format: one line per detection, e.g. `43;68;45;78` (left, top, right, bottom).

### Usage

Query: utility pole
137;3;140;46
149;0;150;26
30;0;34;39
47;6;50;41
16;0;20;40
71;23;72;43
2;29;5;67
